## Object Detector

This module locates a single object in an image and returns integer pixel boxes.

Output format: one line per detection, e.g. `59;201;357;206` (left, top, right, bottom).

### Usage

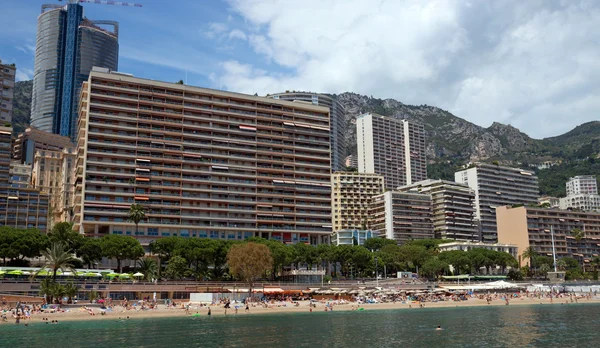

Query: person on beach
208;308;211;316
245;304;249;313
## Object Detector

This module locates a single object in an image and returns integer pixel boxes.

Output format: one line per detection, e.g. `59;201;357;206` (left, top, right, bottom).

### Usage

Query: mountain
336;92;598;163
11;80;33;134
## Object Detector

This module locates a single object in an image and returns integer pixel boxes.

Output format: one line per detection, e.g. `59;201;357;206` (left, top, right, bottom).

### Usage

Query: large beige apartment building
399;179;478;241
356;113;426;189
455;163;539;243
331;172;384;231
73;69;332;244
497;206;600;266
370;191;433;243
0;60;16;123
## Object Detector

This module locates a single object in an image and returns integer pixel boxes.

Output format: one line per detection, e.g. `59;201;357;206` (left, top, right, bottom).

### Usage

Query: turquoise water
1;304;599;347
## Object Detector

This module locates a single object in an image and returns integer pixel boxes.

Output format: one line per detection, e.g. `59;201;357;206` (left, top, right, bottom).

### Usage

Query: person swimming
436;325;443;331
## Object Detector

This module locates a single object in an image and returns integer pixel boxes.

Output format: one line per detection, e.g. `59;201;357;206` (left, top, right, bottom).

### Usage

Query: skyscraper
269;92;346;171
455;163;539;243
31;3;119;140
356;113;426;189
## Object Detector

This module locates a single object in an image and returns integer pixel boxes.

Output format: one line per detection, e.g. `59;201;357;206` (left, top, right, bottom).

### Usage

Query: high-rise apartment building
0;126;49;232
497;205;600;266
370;191;433;243
269;92;346;171
12;127;73;165
0;126;12;186
566;175;598;196
455;163;539;243
73;70;332;244
31;3;119;139
344;154;357;168
399;179;478;241
331;172;384;231
9;162;32;188
356;113;426;189
0;59;16;123
32;148;77;224
560;175;600;212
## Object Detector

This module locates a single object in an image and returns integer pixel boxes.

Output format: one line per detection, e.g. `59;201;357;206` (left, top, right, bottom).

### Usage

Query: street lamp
374;256;379;287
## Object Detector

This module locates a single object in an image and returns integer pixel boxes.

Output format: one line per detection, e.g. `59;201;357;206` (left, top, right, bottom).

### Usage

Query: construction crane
59;0;143;7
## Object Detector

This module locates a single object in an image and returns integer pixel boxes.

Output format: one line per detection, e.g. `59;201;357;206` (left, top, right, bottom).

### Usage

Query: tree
522;247;538;271
37;242;79;281
127;204;146;236
78;238;103;269
150;236;182;276
63;282;79;304
48;222;82;251
227;242;273;292
164;255;189;280
137;257;158;281
363;238;397;252
100;235;145;273
421;258;449;279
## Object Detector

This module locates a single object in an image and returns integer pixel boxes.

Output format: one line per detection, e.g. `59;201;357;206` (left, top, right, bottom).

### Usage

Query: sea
1;304;599;347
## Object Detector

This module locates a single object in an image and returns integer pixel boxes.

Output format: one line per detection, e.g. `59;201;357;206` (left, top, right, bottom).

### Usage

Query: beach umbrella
0;271;5;275
119;274;131;279
105;273;119;278
84;272;102;277
36;270;51;276
133;272;144;278
7;270;23;275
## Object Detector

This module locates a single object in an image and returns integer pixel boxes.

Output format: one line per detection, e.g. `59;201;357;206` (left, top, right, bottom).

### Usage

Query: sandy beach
3;296;600;324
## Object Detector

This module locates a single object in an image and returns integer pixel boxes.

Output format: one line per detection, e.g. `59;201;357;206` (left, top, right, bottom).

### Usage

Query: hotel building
32;148;77;224
497;205;600;266
73;69;332;244
331;172;384;231
356;113;426;189
12;127;73;165
0;126;12;185
455;163;538;243
269;92;347;172
370;191;433;243
1;59;16;123
566;175;598;196
399;179;478;241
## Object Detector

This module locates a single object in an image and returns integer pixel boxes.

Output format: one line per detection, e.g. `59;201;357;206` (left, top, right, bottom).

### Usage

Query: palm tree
522;247;538;276
38;242;79;281
137;257;158;281
557;259;567;271
63;282;79;304
571;228;585;271
128;204;146;235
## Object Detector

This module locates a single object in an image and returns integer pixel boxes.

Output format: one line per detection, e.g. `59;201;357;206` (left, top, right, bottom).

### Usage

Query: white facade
439;241;518;259
356;113;426;190
566;175;598;196
559;194;600;212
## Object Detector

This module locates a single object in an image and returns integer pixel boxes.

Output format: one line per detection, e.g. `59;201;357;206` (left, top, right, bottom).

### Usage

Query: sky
1;0;599;139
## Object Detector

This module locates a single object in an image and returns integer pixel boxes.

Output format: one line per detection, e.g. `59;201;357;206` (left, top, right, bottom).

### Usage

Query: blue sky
1;0;600;138
0;0;270;90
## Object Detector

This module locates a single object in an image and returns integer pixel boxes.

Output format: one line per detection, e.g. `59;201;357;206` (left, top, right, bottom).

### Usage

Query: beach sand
3;296;600;324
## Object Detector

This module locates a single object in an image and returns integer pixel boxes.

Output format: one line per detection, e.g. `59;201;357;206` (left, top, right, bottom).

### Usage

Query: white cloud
228;29;247;41
16;68;33;81
15;44;35;55
219;0;600;138
204;22;228;39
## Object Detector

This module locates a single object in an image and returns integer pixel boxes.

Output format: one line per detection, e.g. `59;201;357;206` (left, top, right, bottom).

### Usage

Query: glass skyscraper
31;3;119;141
